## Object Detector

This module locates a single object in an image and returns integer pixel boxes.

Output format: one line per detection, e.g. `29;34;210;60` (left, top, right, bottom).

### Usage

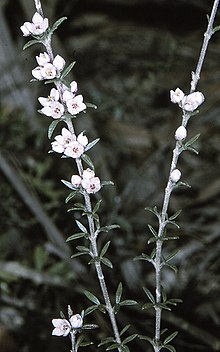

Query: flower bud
70;314;83;329
170;169;181;183
71;175;82;187
182;91;204;112
170;88;185;104
175;126;187;141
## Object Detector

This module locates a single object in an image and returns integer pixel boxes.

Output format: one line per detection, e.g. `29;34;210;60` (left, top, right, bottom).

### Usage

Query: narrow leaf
148;224;158;238
61;61;76;79
61;179;77;190
65;190;80;203
85;138;100;152
48;119;60;139
185;133;200;147
115;282;123;304
169;209;182;221
163;344;176;352
66;233;85;242
120;300;138;306
143;287;155;304
100;241;111;258
120;325;130;336
76;245;90;253
75;220;87;233
122;334;138;344
100;257;113;269
164;331;178;345
23;39;40;50
51;16;67;33
99;224;120;233
84;290;100;305
81;154;94;169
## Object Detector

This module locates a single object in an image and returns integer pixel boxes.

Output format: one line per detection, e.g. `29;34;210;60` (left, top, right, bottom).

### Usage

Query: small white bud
170;88;185;104
70;314;83;329
175;126;187;141
170;169;181;183
182;91;205;112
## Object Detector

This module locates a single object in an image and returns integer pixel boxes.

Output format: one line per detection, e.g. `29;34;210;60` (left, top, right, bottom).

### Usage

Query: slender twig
33;1;122;350
153;1;219;351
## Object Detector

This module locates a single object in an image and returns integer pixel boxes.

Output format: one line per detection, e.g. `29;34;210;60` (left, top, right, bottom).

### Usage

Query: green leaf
84;305;98;315
98;337;115;347
100;241;111;258
23;39;40;50
86;102;98;109
48;119;60;139
142;303;154;310
134;253;154;265
169;209;182;221
84;290;100;305
100;257;113;269
122;334;138;344
164;331;178;345
85;138;100;152
61;179;77;190
75;220;87;233
82;324;98;330
50;16;67;33
120;300;138;306
115;282;123;304
145;206;161;220
106;343;120;351
66;232;85;242
120;325;130;337
44;78;58;85
148;224;158;238
76;245;90;253
71;252;88;259
101;180;114;186
163;344;176;352
99;224;120;233
143;287;155;304
61;61;76;79
65;190;80;203
81;154;94;169
138;335;153;343
93;200;102;214
185;133;200;148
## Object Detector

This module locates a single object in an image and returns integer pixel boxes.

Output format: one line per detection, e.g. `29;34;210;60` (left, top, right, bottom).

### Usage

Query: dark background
1;0;220;351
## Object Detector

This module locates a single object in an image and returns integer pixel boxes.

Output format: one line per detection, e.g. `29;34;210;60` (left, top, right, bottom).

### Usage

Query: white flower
70;81;78;93
170;169;181;183
38;88;60;107
70;314;83;329
63;89;74;102
66;95;86;115
81;176;101;194
36;52;50;66
175;126;187;141
41;101;64;119
182;91;205;112
32;54;65;80
170;88;185;104
40;63;57;79
20;12;49;37
77;132;88;147
71;175;82;187
51;128;75;153
53;55;66;71
32;66;44;80
82;168;95;180
64;141;85;158
52;318;71;337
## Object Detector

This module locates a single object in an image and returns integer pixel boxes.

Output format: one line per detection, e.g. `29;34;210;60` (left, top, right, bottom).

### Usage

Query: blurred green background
1;0;220;351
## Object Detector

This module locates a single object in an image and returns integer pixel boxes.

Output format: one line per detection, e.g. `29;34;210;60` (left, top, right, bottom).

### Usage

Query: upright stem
32;1;122;349
153;1;219;350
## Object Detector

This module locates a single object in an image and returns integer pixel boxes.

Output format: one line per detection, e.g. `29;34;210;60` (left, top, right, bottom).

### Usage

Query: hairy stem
153;1;219;350
33;0;122;349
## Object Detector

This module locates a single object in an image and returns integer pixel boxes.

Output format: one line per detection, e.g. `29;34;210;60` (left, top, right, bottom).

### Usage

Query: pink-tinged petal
38;97;50;107
82;168;95;180
36;52;50;66
64;142;84;158
40;63;57;79
41;106;52;116
63;90;73;102
70;81;78;93
77;132;88;146
51;141;65;153
70;314;83;328
32;66;44;80
53;55;65;71
20;23;31;36
32;12;44;24
71;175;82;187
